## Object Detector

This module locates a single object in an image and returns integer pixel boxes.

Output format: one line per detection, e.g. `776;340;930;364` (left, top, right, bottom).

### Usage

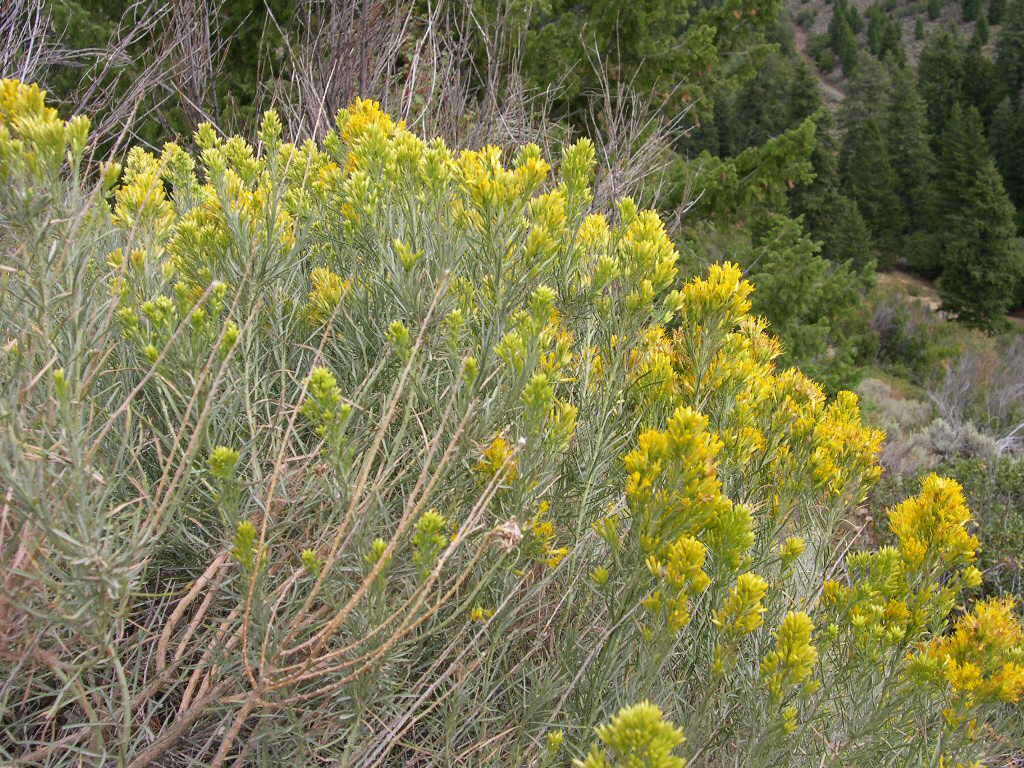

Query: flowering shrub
1;78;1022;767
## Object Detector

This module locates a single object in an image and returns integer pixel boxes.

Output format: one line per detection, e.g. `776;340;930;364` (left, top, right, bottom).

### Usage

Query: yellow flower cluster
615;200;680;315
713;572;770;673
714;572;770;637
476;436;520;485
908;598;1024;712
823;547;916;653
626;262;884;520
299;367;351;442
0;79;91;185
412;509;449;577
628;326;681;406
822;476;985;663
112;147;176;242
761;611;818;704
524;502;569;570
457;143;551;217
644;535;711;632
887;474;979;571
306;267;351;325
624;406;752;568
672;261;752;334
578;701;687;768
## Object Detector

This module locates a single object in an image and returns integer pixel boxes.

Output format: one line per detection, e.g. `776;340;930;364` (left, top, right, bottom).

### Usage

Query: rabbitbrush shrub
1;79;1022;767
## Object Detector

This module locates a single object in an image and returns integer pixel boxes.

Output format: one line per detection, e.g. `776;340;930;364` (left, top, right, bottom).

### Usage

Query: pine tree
918;29;967;135
973;11;991;44
935;105;991;223
916;18;926;40
887;66;938;234
929;0;942;20
848;4;865;33
841;115;906;262
868;5;886;53
730;54;797;151
963;0;980;22
881;24;906;65
990;97;1024;211
790;112;875;270
713;97;737;157
964;39;999;120
791;61;823;123
996;0;1024;103
826;195;876;270
938;158;1023;329
841;57;892;134
829;1;848;50
990;0;1007;23
838;19;860;74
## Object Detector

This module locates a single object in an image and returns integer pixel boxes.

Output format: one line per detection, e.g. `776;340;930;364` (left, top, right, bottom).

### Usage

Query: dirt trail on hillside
792;24;845;103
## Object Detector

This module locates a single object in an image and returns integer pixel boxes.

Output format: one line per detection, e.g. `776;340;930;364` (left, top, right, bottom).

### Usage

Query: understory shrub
1;79;1023;767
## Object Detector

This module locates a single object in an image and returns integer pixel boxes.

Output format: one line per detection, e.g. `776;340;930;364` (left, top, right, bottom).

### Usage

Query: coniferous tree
842;57;892;132
929;0;942;20
918;29;968;135
827;195;876;270
841;115;906;262
729;54;796;151
964;39;1000;121
791;61;822;123
938;158;1023;329
973;11;991;44
481;0;784;126
963;0;980;22
887;66;938;235
744;213;874;380
934;105;989;223
719;54;822;156
833;17;859;74
848;4;865;33
928;105;1014;285
990;97;1024;213
791;112;874;269
916;18;926;39
712;96;737;157
996;0;1024;102
990;0;1007;23
868;5;887;53
829;1;848;50
882;25;906;65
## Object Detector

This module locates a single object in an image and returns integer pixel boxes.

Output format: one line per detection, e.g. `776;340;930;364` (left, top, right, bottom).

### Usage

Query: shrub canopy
0;79;1022;767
